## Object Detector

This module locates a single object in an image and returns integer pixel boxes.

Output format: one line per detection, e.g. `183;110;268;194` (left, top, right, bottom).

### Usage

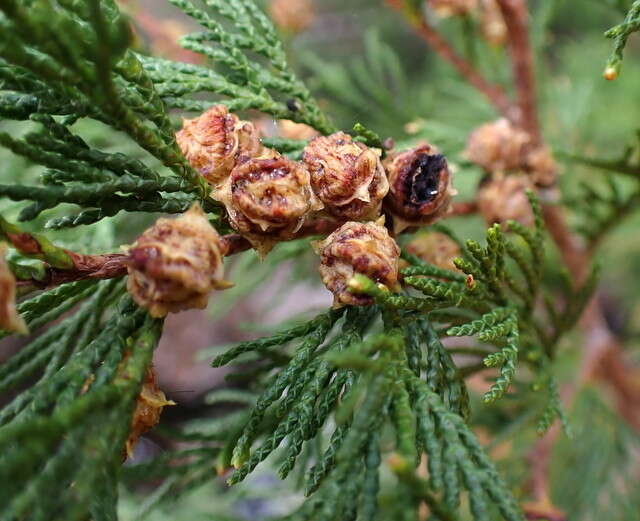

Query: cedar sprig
0;284;163;520
567;176;640;251
152;0;335;134
536;376;572;436
275;324;525;521
0;0;209;212
604;0;640;78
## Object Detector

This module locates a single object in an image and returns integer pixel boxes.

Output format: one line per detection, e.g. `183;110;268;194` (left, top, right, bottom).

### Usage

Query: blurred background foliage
2;0;640;519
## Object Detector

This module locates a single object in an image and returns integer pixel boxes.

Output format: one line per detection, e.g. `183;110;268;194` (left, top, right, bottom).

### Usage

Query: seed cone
303;132;389;221
125;366;175;458
215;153;323;256
0;244;27;335
477;173;535;227
314;220;400;306
428;0;477;17
405;231;461;272
465;119;557;185
268;0;315;33
465;119;529;173
383;144;454;233
176;104;262;187
126;204;230;318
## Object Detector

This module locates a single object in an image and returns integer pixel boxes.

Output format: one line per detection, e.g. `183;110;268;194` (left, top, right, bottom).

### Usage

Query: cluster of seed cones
126;105;457;314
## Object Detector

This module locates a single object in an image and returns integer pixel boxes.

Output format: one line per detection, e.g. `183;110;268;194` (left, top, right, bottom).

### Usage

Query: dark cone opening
406;153;447;207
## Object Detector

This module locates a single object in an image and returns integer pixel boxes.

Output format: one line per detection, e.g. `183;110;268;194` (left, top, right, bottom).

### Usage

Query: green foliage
563;137;640;251
146;0;334;134
301;29;415;140
189;194;592;521
0;0;209;229
0;280;164;520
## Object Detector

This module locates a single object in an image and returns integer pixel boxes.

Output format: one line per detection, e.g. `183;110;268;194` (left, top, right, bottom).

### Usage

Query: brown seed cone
215;153;323;256
525;145;557;187
176;105;262;187
302;132;389;221
314;220;400;307
125;366;175;458
466;119;558;185
126;204;230;318
477;173;535;227
405;231;461;272
383;144;454;233
268;0;315;34
428;0;477;17
465;118;530;174
0;244;27;334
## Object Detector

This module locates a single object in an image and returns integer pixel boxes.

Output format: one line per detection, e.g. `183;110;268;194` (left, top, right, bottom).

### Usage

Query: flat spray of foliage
0;1;630;521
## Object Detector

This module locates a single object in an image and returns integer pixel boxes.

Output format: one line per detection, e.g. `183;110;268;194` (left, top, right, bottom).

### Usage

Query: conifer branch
0;2;634;519
156;0;336;134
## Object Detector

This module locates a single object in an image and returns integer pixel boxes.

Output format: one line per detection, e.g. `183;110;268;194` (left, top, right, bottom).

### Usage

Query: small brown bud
268;0;315;34
176;105;262;187
465;119;530;173
479;0;507;46
215;153;322;255
303;132;389;221
126;204;230;318
477;173;535;227
466;274;475;289
428;0;477;17
314;220;400;306
125;366;175;458
383;144;454;233
0;244;27;335
405;231;461;272
603;66;618;81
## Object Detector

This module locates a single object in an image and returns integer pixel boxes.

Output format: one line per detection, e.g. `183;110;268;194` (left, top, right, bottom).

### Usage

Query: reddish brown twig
16;253;129;290
13;218;345;291
386;1;514;119
495;0;541;144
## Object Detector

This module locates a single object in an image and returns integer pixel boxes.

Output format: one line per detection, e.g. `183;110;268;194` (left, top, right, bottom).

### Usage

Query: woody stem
387;1;514;119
